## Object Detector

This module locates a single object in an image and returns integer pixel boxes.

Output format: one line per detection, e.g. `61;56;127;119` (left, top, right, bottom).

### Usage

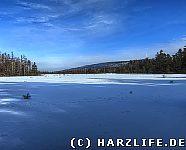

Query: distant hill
56;60;130;74
69;61;129;70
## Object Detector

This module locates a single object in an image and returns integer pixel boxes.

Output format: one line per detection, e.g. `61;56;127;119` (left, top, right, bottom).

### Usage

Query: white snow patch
0;109;26;116
0;98;20;102
0;102;10;105
0;83;17;85
0;92;11;96
0;98;21;105
0;74;185;84
0;89;6;91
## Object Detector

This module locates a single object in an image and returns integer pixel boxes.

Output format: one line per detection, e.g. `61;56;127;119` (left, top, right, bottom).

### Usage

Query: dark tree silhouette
0;52;38;76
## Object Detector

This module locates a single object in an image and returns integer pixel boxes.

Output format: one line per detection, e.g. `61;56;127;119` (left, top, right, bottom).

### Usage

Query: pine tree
0;51;38;76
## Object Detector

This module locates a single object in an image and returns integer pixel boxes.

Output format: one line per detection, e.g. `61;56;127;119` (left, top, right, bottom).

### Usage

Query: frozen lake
0;74;186;150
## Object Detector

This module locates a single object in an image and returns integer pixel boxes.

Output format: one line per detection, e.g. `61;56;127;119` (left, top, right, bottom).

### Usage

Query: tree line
59;46;186;74
0;52;38;76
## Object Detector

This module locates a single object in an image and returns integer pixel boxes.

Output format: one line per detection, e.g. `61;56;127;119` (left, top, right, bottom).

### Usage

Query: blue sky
0;0;186;71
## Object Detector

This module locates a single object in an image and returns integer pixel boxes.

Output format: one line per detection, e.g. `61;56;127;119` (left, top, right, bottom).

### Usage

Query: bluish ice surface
0;76;186;150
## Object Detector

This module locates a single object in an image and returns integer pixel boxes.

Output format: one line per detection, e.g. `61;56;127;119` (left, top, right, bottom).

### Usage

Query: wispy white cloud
16;1;51;10
12;0;131;37
15;15;58;27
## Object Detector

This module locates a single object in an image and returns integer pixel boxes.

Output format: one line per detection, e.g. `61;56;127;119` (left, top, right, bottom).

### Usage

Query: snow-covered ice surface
0;74;186;150
0;74;186;84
